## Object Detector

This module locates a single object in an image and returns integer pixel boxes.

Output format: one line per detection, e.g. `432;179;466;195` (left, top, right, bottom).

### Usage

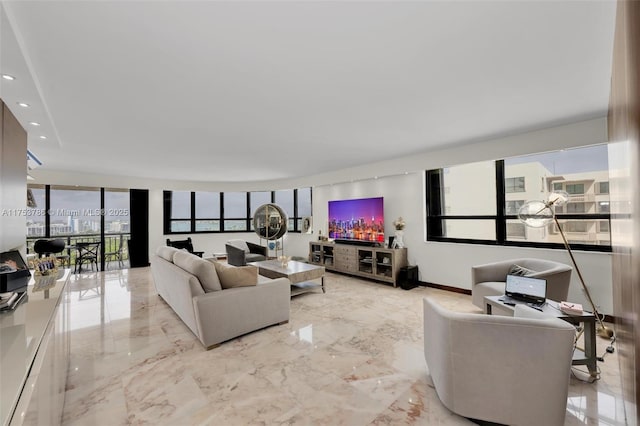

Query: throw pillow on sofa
173;251;222;292
509;264;536;277
212;261;258;289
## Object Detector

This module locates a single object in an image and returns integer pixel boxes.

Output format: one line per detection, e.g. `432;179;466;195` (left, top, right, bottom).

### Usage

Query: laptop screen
505;274;547;302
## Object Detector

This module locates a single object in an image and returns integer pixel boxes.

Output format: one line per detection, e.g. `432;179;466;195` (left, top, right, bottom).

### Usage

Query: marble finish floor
63;268;627;425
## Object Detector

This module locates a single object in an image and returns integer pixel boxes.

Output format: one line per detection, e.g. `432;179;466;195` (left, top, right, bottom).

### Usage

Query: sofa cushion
227;239;250;253
212;261;259;289
245;253;267;263
173;251;222;292
509;264;536;277
156;245;180;262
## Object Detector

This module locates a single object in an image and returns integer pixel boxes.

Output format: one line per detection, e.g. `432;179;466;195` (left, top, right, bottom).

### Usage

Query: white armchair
471;258;572;311
423;297;576;426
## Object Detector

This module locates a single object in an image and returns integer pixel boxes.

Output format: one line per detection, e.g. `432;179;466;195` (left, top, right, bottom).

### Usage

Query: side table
484;295;597;378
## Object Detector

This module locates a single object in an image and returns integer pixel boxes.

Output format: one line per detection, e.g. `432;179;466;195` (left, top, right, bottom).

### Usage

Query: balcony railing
568;193;596;203
26;233;130;269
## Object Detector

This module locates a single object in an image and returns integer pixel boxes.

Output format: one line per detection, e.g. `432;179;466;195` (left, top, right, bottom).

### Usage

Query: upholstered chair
471;258;572;311
225;239;267;266
423;296;575;426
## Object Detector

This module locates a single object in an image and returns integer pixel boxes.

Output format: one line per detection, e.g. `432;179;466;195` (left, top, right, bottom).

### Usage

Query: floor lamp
518;191;614;339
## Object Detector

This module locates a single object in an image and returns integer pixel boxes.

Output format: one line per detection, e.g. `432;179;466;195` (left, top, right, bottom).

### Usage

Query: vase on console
392;217;406;248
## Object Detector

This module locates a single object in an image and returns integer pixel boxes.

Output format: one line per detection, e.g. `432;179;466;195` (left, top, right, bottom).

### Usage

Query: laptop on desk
499;274;547;306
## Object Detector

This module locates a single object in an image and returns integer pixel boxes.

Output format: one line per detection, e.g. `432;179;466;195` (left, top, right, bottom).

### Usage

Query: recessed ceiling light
39;135;47;140
1;74;15;81
17;102;30;108
29;122;40;126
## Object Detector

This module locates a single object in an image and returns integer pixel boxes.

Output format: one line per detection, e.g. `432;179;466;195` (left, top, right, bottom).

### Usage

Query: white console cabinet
309;242;407;286
1;269;70;426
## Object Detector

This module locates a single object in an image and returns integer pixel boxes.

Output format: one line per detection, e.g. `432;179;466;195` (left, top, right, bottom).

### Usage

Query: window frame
425;160;612;253
163;188;312;235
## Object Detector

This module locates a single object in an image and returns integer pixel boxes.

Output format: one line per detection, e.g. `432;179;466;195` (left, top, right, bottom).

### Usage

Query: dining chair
104;235;125;269
74;242;101;273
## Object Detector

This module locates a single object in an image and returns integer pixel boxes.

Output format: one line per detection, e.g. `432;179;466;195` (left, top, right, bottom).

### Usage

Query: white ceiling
0;1;616;183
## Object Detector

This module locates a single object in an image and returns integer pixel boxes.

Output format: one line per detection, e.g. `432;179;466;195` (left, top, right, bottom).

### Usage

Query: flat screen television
328;197;384;243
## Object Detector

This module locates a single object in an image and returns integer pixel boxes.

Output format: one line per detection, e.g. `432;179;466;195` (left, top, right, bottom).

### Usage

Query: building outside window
566;183;585;194
49;186;101;235
426;144;611;251
249;191;272;230
26;184;46;237
26;184;131;266
598;182;610;194
505;200;525;215
567;203;586;213
505;177;525;193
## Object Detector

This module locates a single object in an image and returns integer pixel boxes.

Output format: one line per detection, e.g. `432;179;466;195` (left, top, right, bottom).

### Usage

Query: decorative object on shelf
253;203;288;258
27;188;37;208
32;256;59;276
278;255;291;268
559;301;584;315
253;203;288;240
392;216;406;248
518;191;614;338
302;216;313;234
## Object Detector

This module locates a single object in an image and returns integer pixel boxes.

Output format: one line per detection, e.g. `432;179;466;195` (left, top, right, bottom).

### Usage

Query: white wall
1;102;27;253
31;117;614;313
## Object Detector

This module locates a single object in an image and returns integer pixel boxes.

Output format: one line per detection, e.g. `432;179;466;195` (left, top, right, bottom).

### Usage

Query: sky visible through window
504;144;608;174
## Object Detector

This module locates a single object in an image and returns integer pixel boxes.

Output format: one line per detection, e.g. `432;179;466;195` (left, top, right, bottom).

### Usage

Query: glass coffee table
249;260;325;297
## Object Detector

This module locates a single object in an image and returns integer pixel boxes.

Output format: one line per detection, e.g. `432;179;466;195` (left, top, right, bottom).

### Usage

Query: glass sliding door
104;188;131;269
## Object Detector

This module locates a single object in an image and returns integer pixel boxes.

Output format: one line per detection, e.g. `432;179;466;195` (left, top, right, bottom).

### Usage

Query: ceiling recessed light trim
29;122;40;126
17;102;30;108
39;135;47;140
1;74;15;81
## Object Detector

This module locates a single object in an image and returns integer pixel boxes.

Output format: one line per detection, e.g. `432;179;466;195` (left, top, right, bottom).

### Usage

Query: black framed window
223;192;248;231
296;187;312;230
426;144;611;252
168;191;191;232
275;189;295;230
163;187;312;234
195;191;220;231
567;203;586;214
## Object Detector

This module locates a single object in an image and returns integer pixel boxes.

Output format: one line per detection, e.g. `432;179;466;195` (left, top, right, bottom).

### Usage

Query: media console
309;242;408;287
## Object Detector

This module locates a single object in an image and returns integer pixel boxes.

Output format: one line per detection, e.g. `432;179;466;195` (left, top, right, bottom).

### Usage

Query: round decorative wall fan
253;203;288;240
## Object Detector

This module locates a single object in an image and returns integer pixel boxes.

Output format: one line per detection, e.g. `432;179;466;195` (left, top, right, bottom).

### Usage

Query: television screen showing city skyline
328;197;384;242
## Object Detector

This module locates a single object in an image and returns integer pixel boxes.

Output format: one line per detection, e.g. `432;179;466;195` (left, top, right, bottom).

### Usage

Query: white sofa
151;246;290;349
423;296;576;426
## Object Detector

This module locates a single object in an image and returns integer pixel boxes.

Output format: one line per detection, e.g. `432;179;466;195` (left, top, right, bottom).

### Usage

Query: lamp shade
547;190;570;207
517;200;553;228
